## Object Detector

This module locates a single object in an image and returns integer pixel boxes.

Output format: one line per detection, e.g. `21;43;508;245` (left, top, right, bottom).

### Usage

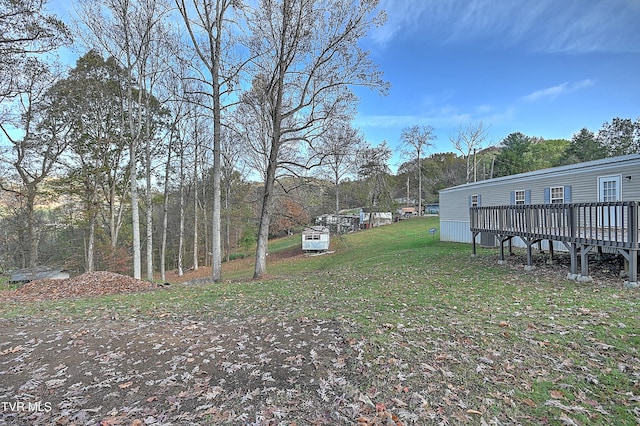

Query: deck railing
470;201;639;286
470;201;640;249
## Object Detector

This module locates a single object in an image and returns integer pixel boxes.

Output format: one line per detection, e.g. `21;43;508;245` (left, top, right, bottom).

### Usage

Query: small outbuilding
302;226;330;252
10;266;70;284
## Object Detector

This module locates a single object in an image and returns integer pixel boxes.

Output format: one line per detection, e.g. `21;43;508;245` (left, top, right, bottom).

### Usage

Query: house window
514;190;525;205
470;194;479;207
550;186;564;204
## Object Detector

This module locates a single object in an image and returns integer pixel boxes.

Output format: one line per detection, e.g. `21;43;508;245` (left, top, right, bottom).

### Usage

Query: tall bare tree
246;0;388;279
174;0;244;282
317;122;364;214
356;140;393;216
450;120;490;183
400;125;435;215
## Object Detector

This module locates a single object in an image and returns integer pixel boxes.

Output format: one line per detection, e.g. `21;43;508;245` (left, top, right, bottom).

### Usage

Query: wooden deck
470;202;640;287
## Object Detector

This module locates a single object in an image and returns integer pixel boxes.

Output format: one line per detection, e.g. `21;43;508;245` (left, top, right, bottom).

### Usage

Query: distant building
360;210;393;228
10;266;70;283
424;204;440;215
302;226;330;252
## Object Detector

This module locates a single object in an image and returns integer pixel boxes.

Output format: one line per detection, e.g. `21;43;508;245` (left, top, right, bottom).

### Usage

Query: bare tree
450;120;490;183
0;63;70;267
0;0;70;102
400;125;435;215
246;0;388;279
174;0;244;282
316;121;364;214
356;140;393;217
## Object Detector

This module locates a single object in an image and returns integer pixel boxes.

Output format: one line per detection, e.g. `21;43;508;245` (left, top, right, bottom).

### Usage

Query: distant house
10;266;70;284
424;204;440;215
302;226;330;252
399;207;418;218
315;213;359;233
360;210;393;228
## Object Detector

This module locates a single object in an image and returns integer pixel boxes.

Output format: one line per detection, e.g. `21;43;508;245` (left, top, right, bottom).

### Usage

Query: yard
0;217;638;425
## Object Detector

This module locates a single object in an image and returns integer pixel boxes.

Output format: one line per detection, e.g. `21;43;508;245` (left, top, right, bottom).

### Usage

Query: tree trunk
26;190;38;267
334;170;340;215
86;210;96;272
177;151;185;277
130;147;142;279
192;140;199;271
254;137;280;279
145;128;154;281
161;189;169;282
210;58;222;282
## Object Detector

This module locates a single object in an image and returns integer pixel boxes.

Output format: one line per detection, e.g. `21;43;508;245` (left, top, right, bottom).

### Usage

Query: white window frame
514;190;526;205
550;186;564;204
470;194;479;207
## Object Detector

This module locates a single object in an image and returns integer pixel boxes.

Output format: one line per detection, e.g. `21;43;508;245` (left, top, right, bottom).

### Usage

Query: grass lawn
1;217;638;425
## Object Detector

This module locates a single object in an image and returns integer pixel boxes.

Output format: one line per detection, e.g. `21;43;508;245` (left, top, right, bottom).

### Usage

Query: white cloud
354;104;514;130
371;0;640;53
522;79;595;103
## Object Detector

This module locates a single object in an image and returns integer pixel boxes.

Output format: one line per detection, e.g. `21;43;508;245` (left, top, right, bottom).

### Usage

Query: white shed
302;226;330;252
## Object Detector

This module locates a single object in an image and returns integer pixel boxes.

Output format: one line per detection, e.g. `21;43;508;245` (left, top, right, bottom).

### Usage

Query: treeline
0;0;388;280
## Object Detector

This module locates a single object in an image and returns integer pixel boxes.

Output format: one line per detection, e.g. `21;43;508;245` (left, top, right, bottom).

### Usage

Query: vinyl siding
439;154;640;243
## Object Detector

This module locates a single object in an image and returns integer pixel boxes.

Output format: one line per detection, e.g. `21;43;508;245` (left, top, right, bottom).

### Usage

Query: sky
353;0;640;170
46;0;640;172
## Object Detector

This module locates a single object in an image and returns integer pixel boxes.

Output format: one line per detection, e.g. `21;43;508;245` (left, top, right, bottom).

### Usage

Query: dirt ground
1;270;394;426
1;313;366;425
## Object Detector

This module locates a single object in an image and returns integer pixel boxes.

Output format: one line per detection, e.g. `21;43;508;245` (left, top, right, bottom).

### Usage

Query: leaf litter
0;255;639;425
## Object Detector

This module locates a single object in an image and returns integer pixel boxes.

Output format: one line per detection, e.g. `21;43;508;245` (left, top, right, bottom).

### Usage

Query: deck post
471;231;478;257
498;235;506;264
578;245;595;282
524;238;541;271
568;243;578;280
625;250;638;288
624;202;638;288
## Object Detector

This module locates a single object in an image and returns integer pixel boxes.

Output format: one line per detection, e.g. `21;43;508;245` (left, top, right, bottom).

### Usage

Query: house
10;266;70;284
360;210;393;228
399;207;418;218
439;154;640;287
424;204;440;215
440;154;640;244
315;213;360;233
302;226;330;252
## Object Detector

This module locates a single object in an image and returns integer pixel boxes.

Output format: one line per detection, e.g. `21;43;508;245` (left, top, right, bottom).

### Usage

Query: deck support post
523;238;541;271
618;249;639;288
563;242;579;280
497;235;512;264
578;244;595;282
471;231;478;257
627;250;638;288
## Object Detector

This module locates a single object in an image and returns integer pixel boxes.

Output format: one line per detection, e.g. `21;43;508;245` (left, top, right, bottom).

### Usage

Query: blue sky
355;0;640;170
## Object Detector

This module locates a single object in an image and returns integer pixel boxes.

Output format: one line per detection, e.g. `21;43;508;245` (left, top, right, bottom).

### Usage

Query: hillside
0;217;638;425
